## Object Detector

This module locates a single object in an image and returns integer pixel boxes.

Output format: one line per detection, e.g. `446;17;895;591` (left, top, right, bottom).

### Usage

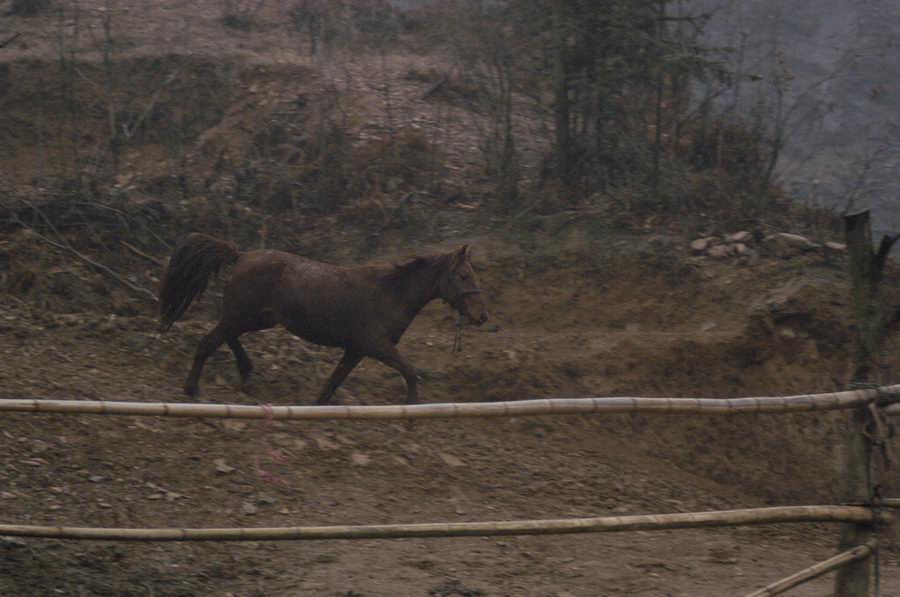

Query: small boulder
761;233;819;258
727;231;751;243
691;237;716;254
707;244;732;259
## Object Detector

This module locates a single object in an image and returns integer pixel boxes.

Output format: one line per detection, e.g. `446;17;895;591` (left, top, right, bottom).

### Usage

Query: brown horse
159;234;488;404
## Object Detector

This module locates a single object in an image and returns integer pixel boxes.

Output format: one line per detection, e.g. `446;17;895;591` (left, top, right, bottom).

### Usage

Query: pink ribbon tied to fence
254;403;289;488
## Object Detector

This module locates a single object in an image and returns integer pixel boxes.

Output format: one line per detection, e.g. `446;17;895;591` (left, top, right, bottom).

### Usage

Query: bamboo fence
2;384;899;421
3;385;899;594
744;543;875;597
0;506;888;542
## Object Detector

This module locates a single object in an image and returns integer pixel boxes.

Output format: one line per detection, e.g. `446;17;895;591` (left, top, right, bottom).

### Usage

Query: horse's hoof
184;385;200;399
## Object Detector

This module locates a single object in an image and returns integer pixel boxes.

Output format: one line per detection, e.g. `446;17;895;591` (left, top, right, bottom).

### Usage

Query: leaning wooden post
835;210;896;595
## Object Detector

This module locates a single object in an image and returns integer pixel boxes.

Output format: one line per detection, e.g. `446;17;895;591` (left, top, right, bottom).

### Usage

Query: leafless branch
0;33;21;49
10;199;159;303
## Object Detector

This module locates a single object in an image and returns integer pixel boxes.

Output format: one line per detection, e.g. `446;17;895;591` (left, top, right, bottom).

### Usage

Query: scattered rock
214;459;235;474
825;241;847;252
312;435;341;451
707;244;732;259
241;502;259;516
734;243;749;255
727;231;751;243
222;420;247;432
0;536;27;550
350;452;371;466
439;453;465;467
691;237;715;254
761;233;819;258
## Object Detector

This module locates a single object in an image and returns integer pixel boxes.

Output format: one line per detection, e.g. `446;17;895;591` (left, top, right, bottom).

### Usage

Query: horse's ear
457;244;471;265
451;244;468;265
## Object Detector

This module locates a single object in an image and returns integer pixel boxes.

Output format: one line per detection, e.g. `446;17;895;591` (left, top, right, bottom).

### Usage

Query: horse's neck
395;262;444;317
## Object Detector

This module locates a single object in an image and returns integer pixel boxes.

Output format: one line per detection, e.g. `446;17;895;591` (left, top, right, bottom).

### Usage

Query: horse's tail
159;233;241;331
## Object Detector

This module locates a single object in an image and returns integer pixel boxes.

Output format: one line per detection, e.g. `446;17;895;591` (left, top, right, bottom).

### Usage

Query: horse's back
231;250;385;347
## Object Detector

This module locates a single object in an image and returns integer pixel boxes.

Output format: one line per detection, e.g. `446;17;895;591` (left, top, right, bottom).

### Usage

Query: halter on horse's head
440;244;488;326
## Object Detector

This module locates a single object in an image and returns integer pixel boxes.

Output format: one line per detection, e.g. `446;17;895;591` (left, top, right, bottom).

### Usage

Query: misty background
703;0;900;238
394;0;900;237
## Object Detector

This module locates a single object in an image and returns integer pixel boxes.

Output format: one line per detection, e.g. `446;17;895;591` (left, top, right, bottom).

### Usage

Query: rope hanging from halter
441;271;481;355
452;317;464;354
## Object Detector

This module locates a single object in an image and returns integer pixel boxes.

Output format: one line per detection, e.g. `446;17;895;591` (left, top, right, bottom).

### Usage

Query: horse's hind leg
226;312;278;385
184;323;231;399
227;337;253;383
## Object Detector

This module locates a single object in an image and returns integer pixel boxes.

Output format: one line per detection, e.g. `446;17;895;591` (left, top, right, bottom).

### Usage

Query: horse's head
441;244;488;326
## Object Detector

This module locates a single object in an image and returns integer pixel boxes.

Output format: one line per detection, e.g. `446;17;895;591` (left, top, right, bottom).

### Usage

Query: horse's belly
284;323;349;348
279;312;353;348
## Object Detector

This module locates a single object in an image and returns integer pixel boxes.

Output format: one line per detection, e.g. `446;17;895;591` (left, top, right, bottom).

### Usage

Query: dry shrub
349;128;435;192
6;0;51;17
687;119;765;178
221;0;265;31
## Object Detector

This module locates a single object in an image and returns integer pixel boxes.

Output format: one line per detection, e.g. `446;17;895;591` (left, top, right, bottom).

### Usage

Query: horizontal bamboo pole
0;506;889;543
882;403;900;416
3;385;899;422
744;542;875;597
877;498;900;509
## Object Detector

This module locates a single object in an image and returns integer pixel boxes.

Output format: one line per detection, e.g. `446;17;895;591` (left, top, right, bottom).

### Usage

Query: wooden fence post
833;401;875;596
835;210;896;595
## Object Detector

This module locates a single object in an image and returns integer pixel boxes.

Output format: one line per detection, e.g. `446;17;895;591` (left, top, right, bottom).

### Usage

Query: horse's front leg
372;345;419;405
316;349;364;405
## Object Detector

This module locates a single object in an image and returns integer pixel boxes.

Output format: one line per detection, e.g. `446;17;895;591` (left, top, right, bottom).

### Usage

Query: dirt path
2;278;899;595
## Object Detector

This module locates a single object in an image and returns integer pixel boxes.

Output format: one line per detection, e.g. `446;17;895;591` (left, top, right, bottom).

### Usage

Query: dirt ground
3;239;900;596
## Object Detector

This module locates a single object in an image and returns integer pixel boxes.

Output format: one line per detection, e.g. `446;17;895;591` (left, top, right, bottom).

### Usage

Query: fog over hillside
396;0;899;236
703;0;900;237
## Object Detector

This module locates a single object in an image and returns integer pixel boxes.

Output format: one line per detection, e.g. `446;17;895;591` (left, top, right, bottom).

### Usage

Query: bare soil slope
3;238;900;596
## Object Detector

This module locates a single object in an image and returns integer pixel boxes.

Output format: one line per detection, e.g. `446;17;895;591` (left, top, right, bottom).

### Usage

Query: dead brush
347;128;438;195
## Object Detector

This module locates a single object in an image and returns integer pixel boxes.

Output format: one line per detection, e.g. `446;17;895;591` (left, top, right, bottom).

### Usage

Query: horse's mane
382;252;453;283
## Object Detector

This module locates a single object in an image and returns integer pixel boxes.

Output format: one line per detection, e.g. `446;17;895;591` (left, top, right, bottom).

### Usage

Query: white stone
762;233;819;257
707;244;732;259
691;237;715;253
